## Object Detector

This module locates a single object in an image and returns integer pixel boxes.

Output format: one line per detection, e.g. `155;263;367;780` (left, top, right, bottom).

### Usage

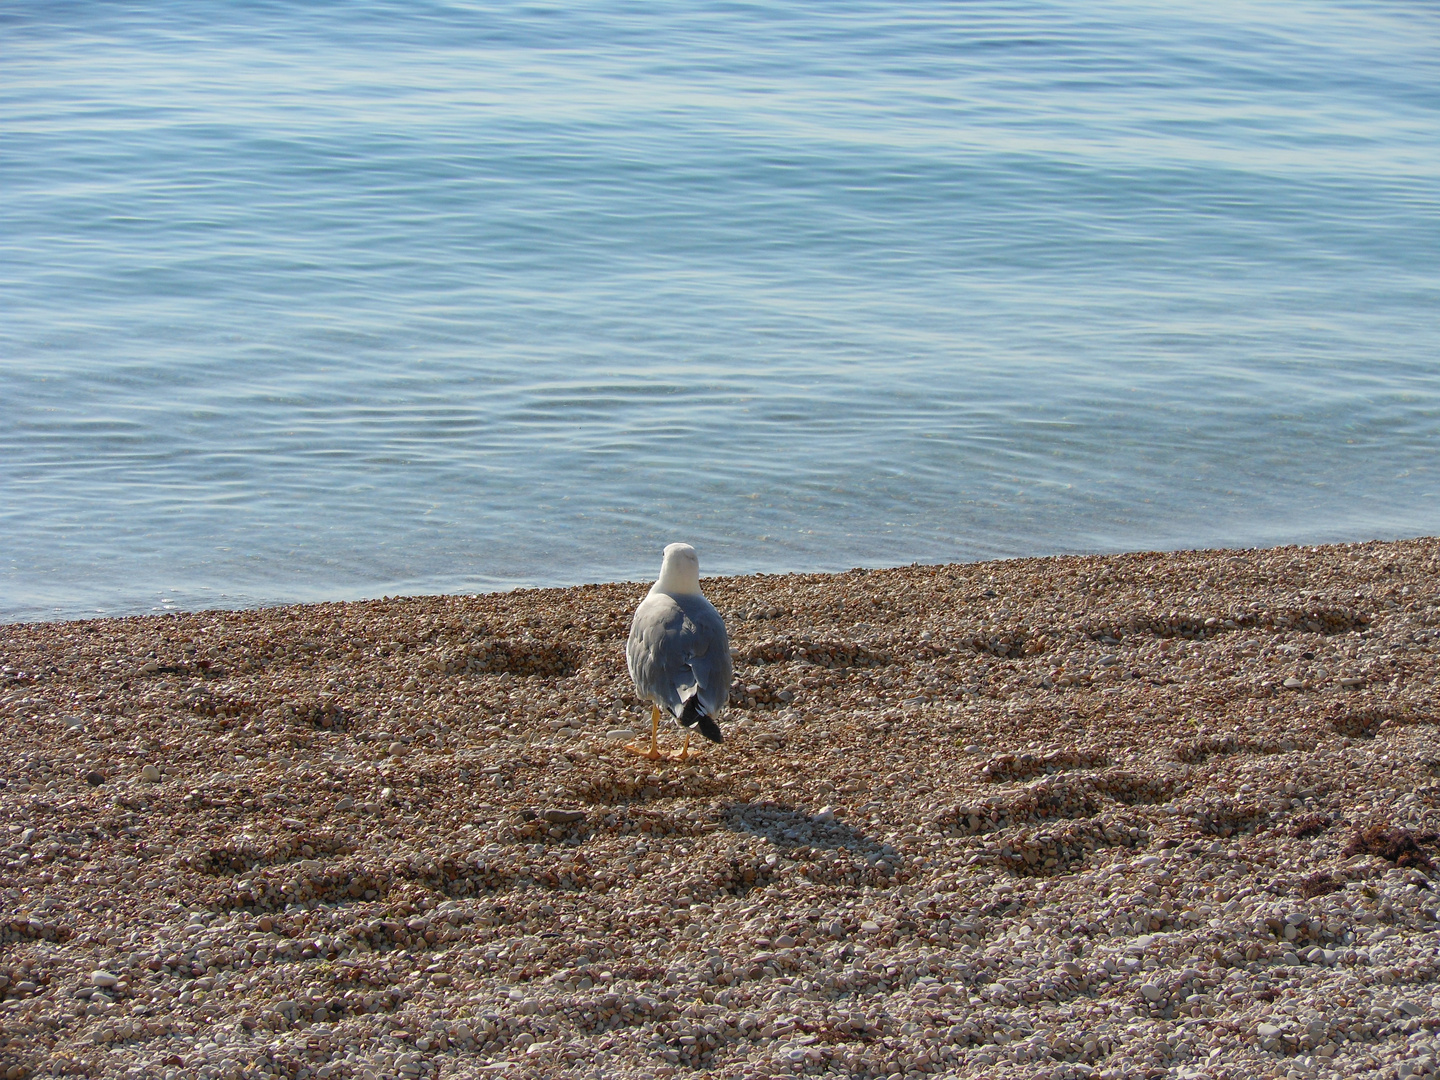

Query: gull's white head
653;542;702;595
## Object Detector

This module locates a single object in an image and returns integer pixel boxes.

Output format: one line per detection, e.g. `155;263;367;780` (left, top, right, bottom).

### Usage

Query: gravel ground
2;538;1438;1080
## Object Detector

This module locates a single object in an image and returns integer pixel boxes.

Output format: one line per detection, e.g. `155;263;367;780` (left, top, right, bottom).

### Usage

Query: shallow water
3;1;1438;622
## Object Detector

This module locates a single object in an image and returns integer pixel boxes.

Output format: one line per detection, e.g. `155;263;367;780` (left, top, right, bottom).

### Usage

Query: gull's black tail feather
677;696;724;743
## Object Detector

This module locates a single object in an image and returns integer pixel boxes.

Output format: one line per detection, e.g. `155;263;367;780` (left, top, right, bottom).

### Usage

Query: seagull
625;543;732;761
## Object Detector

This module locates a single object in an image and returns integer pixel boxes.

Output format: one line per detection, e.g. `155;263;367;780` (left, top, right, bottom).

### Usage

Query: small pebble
139;764;161;783
90;970;119;988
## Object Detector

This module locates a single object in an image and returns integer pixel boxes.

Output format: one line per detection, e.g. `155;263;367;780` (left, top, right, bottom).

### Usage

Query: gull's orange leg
670;729;698;762
624;704;666;760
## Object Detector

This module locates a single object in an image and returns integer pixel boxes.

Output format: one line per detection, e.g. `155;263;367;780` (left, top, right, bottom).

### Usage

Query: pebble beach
1;538;1438;1080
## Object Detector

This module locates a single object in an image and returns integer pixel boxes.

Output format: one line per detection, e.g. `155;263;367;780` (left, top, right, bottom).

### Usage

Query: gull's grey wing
627;592;732;719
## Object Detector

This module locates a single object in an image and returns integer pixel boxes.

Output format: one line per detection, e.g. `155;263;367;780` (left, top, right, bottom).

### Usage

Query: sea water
3;1;1438;622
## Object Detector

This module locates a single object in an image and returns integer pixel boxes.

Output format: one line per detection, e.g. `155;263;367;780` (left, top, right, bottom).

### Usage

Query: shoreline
1;538;1437;1080
8;535;1434;630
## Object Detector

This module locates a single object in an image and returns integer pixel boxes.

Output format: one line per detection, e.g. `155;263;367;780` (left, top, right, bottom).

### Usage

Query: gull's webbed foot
624;704;665;759
669;730;698;761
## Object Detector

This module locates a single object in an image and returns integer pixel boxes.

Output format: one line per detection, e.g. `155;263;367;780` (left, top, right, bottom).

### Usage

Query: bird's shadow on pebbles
721;801;888;860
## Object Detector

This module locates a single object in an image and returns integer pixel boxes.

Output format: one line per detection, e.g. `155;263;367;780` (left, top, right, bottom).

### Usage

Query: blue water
3;2;1439;623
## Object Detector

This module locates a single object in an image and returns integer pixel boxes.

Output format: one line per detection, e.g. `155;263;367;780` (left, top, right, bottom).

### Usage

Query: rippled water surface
3;2;1439;622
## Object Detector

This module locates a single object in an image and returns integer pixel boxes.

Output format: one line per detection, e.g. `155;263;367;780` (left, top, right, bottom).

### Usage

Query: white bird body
625;543;732;758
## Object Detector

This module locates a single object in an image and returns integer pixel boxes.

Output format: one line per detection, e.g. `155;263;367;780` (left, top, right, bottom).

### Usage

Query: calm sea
3;2;1438;623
